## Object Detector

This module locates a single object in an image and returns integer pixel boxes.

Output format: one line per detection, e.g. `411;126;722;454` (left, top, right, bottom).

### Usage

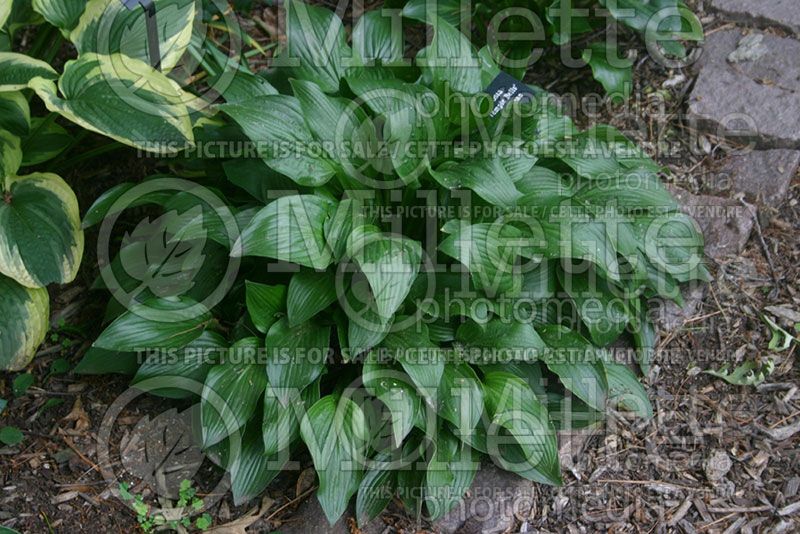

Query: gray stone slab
709;0;800;35
709;149;800;205
689;29;800;148
667;186;756;261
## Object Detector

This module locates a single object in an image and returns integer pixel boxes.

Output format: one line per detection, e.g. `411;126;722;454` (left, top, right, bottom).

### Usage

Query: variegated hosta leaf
0;52;58;91
0;274;49;371
0;129;23;179
70;0;195;72
29;53;194;154
0;173;84;288
0;91;30;136
32;0;85;36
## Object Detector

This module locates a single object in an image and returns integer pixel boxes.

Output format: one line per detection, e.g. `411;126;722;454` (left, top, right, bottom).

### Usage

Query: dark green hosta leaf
482;371;557;471
603;360;653;418
352;10;404;64
222;159;300;204
353;234;422;321
20;117;71;167
380;321;445;407
632;211;706;282
345;76;445;183
201;338;267;447
74;347;139;375
0;274;48;371
536;218;621;282
582;43;633;101
93;296;211;352
581;125;661;172
287;269;338;327
299;395;368;524
430;156;523;208
356;453;397;527
0;91;29;135
132;331;227;399
228;417;286;505
245;281;286;334
30;53;194;154
0;52;57;91
538;325;609;412
0;3;10;28
218;69;278;104
344;277;394;357
280;0;350;93
600;0;682;33
32;0;84;35
70;0;195;72
547;0;595;44
262;380;319;456
221;95;336;187
630;297;655;374
0;129;22;179
0;173;83;288
440;220;532;296
558;268;630;347
438;362;483;438
266;318;331;405
362;355;421;447
324;198;366;261
456;318;547;364
235;195;336;269
402;8;481;94
574;170;678;213
425;429;478;520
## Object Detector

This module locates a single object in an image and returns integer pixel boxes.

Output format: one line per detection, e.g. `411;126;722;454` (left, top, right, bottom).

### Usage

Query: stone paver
710;149;800;206
667;186;756;261
689;29;800;148
709;0;800;35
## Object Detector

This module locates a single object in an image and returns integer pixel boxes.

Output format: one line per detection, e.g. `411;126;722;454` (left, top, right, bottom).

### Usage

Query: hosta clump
79;0;708;525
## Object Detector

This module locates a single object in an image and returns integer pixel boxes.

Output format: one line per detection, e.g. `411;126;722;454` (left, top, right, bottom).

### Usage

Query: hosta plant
73;0;708;525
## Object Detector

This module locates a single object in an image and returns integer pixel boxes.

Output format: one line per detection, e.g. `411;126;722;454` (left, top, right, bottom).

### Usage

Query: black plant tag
485;71;535;117
120;0;161;71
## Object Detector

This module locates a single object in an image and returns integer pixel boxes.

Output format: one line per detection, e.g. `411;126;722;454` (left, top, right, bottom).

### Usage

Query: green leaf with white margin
201;338;267;447
93;296;211;351
603;360;653;418
32;0;84;36
402;7;481;94
235;195;336;269
220;95;336;187
287;269;338;327
538;325;609;412
0;52;57;91
356;452;397;527
0;173;83;288
0;92;30;136
0;129;22;180
582;43;633;101
456;317;547;363
482;371;556;470
430;156;523;208
0;274;49;371
266;317;331;405
425;428;478;520
353;234;422;320
300;395;368;524
29;53;194;154
0;2;11;29
280;0;351;93
245;281;286;334
70;0;195;72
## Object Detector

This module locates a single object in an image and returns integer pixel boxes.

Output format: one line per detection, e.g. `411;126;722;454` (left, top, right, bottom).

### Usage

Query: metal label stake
120;0;161;71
